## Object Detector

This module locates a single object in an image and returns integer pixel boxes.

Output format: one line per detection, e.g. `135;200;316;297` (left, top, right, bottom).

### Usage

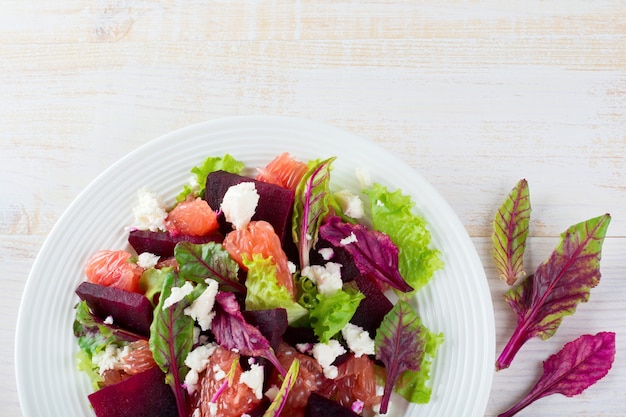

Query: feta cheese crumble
301;262;343;295
184;279;219;331
355;167;372;188
311;340;346;379
220;182;259;230
183;343;217;394
162;281;194;310
131;187;168;232
91;344;130;376
340;232;358;246
318;247;334;261
239;362;265;399
341;323;375;358
137;252;160;269
103;315;114;325
334;189;365;219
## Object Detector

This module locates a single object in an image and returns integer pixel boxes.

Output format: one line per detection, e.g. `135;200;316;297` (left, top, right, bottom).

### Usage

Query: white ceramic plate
16;115;494;417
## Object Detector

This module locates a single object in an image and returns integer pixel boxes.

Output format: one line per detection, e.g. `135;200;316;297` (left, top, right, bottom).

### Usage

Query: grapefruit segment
256;152;308;191
164;197;218;237
223;220;296;298
84;250;143;293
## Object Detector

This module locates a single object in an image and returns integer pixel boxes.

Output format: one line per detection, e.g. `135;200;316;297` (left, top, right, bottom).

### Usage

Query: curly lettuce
363;183;443;293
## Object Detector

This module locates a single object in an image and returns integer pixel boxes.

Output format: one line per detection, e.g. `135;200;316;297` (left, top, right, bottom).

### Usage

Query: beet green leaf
150;270;200;417
320;216;413;293
292;157;336;268
496;213;611;370
375;300;428;414
175;241;245;294
263;358;299;417
492;179;531;285
498;331;615;417
211;291;287;376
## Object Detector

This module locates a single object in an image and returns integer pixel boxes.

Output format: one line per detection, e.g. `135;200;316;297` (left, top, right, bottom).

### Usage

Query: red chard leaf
211;292;287;376
496;213;611;370
492;179;531;285
149;271;197;417
374;300;426;414
498;331;616;417
320;216;413;293
292;157;336;268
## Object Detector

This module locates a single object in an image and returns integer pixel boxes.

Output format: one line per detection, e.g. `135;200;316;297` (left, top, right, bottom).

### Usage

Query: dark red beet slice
76;281;153;337
242;308;288;352
204;171;295;244
128;229;222;258
349;272;393;338
88;366;177;417
305;392;361;417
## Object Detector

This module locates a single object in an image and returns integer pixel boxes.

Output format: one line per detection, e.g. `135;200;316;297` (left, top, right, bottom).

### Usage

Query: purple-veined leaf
496;213;611;370
149;271;198;417
262;358;299;417
492;179;531;285
175;241;246;293
211;292;287;376
374;300;426;414
292;157;336;268
498;331;615;417
320;216;413;293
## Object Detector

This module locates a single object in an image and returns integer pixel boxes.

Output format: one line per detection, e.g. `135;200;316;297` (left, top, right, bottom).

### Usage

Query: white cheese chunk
162;281;194;310
340;232;358;246
318;247;334;261
239;362;265;400
301;262;343;295
341;323;375;358
355;167;372;189
184;279;219;331
334;189;365;219
311;340;346;380
131;187;168;232
183;343;217;394
220;182;259;230
137;252;160;269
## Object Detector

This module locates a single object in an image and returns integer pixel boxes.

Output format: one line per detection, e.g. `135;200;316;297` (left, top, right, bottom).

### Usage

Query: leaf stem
496;320;530;371
497;391;537;417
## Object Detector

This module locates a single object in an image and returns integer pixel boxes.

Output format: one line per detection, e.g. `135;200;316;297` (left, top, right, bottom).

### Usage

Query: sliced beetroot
282;325;319;348
76;281;153;337
204;171;295;244
305;392;361;417
88;366;176;417
128;229;222;258
349;272;393;338
242;308;288;352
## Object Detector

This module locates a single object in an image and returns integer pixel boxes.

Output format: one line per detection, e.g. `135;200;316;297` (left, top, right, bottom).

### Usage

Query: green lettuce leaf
308;284;365;343
363;184;443;293
243;254;308;324
176;154;245;201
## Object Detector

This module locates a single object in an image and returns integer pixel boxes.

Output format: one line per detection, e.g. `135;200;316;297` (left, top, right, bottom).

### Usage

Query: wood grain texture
2;1;625;416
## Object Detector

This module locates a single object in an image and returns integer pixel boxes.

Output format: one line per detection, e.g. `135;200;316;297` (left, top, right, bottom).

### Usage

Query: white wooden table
2;2;625;416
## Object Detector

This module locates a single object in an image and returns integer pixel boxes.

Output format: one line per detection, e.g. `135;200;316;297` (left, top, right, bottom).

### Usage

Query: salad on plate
72;152;444;417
